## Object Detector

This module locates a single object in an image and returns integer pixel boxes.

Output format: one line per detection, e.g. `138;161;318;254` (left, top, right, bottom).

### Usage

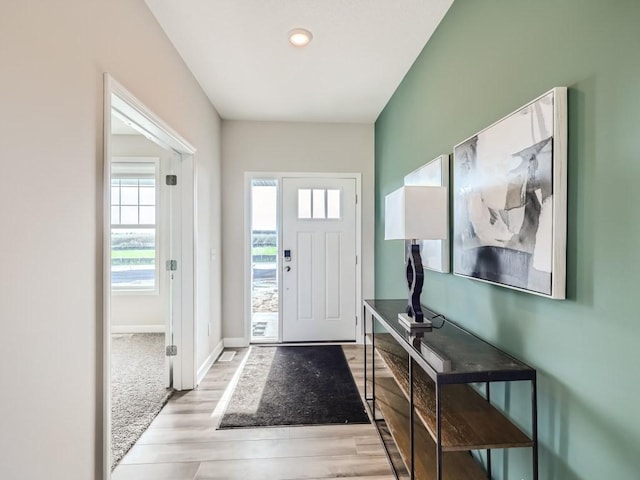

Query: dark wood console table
363;299;538;480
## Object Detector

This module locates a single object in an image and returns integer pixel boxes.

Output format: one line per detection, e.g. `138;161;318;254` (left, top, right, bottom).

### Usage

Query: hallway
112;345;394;479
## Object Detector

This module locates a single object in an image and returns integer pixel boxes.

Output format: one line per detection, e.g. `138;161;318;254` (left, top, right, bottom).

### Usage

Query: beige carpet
111;333;172;469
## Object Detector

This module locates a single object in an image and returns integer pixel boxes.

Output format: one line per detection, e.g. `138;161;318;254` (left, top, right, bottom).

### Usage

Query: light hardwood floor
112;345;395;480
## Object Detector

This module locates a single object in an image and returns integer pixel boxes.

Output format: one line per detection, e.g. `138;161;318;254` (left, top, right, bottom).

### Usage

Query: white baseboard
197;339;224;385
111;324;165;334
224;337;250;348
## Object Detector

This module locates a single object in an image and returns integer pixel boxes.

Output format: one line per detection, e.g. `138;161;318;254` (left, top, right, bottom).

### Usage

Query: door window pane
120;206;138;224
327;189;341;219
297;187;342;220
120;186;139;205
139;206;155;225
111;185;120;205
298;189;311;219
312;189;325;219
111;206;120;224
139;186;155;205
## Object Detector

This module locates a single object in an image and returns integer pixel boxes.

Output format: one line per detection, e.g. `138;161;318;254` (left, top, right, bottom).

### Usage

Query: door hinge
166;174;177;186
166;345;178;356
355;194;358;204
355;315;358;325
355;255;358;265
166;259;178;271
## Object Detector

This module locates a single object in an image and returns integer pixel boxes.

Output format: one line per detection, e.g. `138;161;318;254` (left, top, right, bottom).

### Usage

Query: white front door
281;177;357;342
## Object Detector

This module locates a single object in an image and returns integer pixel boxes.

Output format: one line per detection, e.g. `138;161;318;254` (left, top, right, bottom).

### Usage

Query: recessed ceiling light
289;28;313;47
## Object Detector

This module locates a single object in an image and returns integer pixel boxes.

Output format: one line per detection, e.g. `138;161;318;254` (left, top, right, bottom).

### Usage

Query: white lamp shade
385;185;448;240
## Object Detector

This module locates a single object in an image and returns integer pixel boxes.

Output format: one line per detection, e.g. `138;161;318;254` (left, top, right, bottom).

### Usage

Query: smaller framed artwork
404;154;450;273
452;87;567;299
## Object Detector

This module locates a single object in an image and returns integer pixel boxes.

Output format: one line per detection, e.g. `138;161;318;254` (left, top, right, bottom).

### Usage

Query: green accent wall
374;1;640;478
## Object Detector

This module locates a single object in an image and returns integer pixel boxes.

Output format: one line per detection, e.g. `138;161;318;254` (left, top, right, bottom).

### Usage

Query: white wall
0;1;222;479
196;111;223;372
221;121;375;342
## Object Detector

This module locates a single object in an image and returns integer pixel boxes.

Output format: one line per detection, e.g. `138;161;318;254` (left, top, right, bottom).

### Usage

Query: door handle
285;266;291;272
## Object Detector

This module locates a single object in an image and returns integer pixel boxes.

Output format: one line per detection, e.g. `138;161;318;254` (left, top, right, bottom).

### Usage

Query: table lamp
385;185;448;332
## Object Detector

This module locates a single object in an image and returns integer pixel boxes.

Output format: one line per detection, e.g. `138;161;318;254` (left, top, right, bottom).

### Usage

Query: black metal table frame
363;301;538;480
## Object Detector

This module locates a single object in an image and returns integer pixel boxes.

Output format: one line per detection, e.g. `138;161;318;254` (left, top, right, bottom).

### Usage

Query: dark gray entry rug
219;345;370;428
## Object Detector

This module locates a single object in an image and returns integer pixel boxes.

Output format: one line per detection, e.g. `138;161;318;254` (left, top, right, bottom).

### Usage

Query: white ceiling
145;0;453;123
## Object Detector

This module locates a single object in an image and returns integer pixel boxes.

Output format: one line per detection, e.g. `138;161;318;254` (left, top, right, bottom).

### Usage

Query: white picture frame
452;87;567;299
404;154;450;273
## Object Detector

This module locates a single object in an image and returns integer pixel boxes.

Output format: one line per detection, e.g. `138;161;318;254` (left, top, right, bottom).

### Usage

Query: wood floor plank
168;390;225;404
148;413;218;428
194;454;394;479
285;424;375;439
122;436;359;464
158;401;218;415
111;462;200;480
138;426;291;445
305;477;394;480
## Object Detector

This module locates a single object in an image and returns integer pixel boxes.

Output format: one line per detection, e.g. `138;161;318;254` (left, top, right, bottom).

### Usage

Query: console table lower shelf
374;376;486;480
374;334;533;452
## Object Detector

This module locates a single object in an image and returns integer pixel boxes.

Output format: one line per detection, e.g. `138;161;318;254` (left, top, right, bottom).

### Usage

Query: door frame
103;74;197;478
244;172;363;345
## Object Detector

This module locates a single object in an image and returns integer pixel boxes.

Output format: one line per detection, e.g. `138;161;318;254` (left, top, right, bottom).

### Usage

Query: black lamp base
400;242;428;332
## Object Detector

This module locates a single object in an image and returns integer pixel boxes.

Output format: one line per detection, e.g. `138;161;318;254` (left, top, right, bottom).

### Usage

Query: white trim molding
197;339;224;385
224;337;250;348
111;325;165;334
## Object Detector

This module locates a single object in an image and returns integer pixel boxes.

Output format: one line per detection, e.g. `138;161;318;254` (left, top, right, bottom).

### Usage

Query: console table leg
363;305;368;401
486;382;492;479
409;357;415;480
371;315;376;421
532;375;539;480
436;383;442;480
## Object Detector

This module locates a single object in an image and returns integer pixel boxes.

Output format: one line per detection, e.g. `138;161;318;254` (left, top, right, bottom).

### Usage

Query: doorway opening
103;74;197;478
109;155;169;468
250;179;279;343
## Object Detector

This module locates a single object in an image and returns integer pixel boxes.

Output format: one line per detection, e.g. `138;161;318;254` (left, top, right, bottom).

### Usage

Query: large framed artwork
452;87;567;299
404;154;450;273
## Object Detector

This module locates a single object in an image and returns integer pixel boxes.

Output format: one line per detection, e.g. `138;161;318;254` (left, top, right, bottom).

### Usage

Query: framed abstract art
452;87;567;298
